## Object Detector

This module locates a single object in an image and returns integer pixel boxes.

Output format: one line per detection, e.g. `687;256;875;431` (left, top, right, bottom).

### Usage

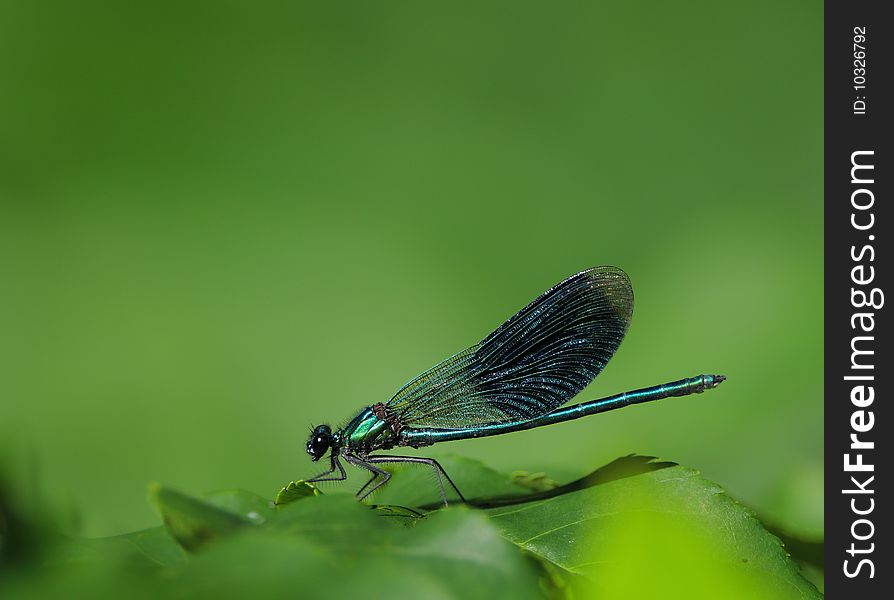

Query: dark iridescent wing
386;266;633;429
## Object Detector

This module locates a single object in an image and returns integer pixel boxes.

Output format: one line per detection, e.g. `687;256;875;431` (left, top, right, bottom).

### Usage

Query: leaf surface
481;463;822;599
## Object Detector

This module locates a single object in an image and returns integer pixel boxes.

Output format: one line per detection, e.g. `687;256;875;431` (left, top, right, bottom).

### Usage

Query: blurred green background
1;0;821;544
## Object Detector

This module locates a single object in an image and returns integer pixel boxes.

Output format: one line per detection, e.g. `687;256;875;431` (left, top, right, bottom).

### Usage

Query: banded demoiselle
305;266;725;505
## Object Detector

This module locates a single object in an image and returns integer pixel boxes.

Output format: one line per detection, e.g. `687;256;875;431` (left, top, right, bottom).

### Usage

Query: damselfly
305;267;724;505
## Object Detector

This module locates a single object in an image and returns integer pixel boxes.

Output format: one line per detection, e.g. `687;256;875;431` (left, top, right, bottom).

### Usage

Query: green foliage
2;457;821;599
149;484;255;552
274;480;320;505
483;463;820;599
51;526;187;569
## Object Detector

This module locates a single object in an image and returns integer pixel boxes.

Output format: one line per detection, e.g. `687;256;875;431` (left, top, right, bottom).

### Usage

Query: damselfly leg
353;455;466;506
307;454;347;483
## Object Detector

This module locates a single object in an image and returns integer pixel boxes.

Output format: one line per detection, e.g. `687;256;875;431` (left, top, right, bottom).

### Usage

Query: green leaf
180;496;547;600
113;526;189;566
144;488;548;598
266;493;396;543
483;463;822;600
273;480;320;506
30;457;821;600
510;470;560;493
51;526;187;568
149;483;252;552
202;489;276;524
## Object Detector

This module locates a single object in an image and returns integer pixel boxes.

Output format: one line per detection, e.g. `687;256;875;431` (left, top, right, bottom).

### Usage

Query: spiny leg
307;453;346;483
356;473;377;498
365;455;466;507
344;454;391;501
355;464;387;498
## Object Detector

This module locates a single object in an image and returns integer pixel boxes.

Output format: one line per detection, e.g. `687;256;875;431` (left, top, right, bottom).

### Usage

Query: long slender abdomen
399;374;726;447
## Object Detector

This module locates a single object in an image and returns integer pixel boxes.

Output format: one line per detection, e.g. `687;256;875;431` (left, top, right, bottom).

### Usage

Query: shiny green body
340;407;397;453
338;374;723;454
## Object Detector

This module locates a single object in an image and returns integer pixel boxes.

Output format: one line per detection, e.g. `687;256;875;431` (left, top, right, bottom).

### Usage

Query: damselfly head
306;424;332;461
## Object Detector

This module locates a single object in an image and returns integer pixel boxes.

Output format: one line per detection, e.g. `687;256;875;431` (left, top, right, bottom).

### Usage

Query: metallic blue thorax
342;407;396;453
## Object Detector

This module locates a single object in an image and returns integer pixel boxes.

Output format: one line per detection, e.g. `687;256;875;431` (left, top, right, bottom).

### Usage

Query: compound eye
306;424;333;461
308;434;330;460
